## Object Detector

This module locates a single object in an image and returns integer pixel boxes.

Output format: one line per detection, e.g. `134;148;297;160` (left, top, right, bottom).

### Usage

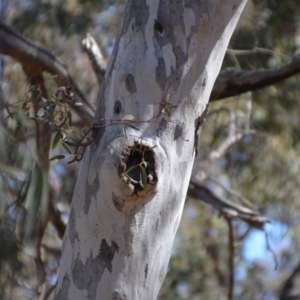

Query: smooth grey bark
54;1;247;299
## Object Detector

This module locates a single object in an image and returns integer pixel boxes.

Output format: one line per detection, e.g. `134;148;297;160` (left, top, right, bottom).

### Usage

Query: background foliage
1;0;300;299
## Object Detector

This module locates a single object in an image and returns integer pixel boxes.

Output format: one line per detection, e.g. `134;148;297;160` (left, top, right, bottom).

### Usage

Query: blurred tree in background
1;0;300;299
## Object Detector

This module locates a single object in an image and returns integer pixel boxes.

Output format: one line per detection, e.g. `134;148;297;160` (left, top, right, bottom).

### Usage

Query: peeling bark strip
55;1;247;299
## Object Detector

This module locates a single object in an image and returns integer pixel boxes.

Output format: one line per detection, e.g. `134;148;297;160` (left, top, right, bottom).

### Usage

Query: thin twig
226;217;235;300
188;179;270;229
208;177;256;210
210;53;300;101
264;231;278;270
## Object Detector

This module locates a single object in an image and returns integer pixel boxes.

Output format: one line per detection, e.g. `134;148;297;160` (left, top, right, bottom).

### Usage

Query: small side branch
188;179;269;229
82;34;107;87
226;218;235;300
210;53;300;101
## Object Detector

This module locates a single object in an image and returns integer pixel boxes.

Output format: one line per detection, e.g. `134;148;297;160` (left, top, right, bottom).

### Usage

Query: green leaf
61;141;72;154
68;111;72;127
52;130;61;149
24;165;43;237
49;155;66;161
125;164;138;177
162;108;171;117
57;110;64;121
125;123;141;131
17;174;31;206
140;166;147;190
141;160;148;168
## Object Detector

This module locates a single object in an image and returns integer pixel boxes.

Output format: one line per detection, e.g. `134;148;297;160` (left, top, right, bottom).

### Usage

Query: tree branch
79;34;300;104
0;20;94;126
210;53;300;101
226;218;235;300
188;179;269;229
82;34;107;87
2;19;300;115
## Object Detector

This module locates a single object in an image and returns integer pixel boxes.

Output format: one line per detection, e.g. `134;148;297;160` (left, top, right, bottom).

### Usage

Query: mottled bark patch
154;19;164;35
122;0;149;35
112;291;125;300
69;207;79;246
156;117;167;137
153;0;209;92
155;58;168;91
114;100;122;114
84;172;100;214
154;0;186;91
144;263;148;279
184;0;210;31
92;95;106;145
72;239;115;300
112;192;125;211
174;123;184;140
54;275;70;300
125;74;137;93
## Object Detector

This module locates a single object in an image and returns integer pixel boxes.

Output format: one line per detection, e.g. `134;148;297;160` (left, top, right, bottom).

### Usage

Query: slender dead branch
188;179;269;229
209;131;254;162
226;218;235;300
203;224;227;288
206;106;254;162
0;20;94;126
208;177;256;210
210;53;300;101
264;231;278;270
227;47;281;56
82;34;107;87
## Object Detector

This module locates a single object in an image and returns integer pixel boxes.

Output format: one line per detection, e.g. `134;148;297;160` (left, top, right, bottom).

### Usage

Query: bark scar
194;104;209;156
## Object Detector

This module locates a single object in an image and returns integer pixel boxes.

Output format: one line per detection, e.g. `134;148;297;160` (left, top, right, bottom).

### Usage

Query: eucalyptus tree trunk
54;0;247;299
